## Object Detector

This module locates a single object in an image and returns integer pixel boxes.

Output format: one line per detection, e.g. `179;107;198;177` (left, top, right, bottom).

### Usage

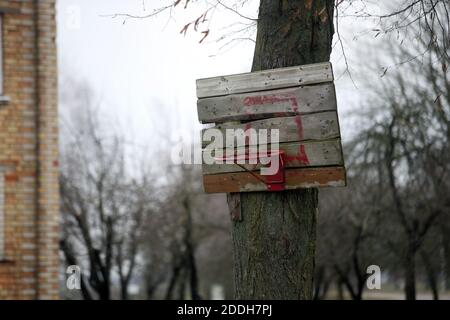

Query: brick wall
0;0;59;299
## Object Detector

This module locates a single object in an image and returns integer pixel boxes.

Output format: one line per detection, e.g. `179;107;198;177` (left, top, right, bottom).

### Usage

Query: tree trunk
441;224;450;290
183;198;202;300
231;0;334;300
404;244;416;300
146;281;160;300
120;280;129;300
336;279;344;300
314;273;331;300
313;266;326;300
320;278;331;300
97;283;110;300
187;245;201;300
165;262;182;300
178;268;186;300
420;251;439;300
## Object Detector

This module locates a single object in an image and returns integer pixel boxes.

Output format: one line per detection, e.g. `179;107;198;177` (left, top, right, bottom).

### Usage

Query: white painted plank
201;111;340;148
196;62;333;98
197;83;336;123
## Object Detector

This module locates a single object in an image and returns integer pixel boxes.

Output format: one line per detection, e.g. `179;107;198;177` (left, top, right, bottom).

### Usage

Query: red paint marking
242;93;309;165
243;94;299;116
290;95;309;165
294;115;304;140
290;97;299;110
291;114;310;165
299;145;310;165
285;145;310;166
244;94;297;107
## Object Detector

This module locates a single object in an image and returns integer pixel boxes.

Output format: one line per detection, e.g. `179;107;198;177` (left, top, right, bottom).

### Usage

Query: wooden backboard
196;62;346;193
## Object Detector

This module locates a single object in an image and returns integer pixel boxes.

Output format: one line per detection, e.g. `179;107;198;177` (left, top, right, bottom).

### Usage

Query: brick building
0;0;59;299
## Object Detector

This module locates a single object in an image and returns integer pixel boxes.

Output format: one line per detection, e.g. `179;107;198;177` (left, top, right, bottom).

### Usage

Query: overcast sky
56;0;386;153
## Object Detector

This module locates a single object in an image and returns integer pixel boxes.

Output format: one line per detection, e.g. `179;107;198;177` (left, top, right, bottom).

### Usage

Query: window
0;169;4;260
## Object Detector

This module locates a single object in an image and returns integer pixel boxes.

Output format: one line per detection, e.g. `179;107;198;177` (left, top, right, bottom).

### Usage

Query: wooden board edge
203;166;346;193
197;83;337;124
196;62;333;98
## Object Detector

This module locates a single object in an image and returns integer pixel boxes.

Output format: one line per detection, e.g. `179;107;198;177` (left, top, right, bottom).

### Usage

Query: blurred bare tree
58;80;233;299
59;83;157;299
152;163;232;300
319;19;450;299
317;174;385;300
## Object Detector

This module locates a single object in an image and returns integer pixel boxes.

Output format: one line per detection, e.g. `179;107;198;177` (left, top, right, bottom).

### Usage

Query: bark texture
442;225;450;290
404;243;417;300
230;0;335;299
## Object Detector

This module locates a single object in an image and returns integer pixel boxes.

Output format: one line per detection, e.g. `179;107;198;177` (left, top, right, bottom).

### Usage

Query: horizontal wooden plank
196;62;333;98
203;167;346;193
202;139;343;175
197;83;336;123
202;111;340;148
